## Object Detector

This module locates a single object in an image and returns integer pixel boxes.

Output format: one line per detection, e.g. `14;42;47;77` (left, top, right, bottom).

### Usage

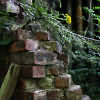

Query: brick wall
7;23;91;100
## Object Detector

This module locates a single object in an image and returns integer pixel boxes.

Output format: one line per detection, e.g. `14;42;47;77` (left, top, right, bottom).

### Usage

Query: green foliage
0;1;100;99
83;0;100;39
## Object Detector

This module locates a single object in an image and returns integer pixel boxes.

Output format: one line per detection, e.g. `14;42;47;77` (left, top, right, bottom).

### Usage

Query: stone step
81;95;91;100
66;85;82;100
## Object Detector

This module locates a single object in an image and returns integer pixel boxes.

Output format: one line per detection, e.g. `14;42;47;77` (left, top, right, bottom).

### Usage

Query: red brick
10;52;34;64
35;31;50;41
34;50;57;65
9;40;38;52
47;89;64;100
21;66;45;78
40;41;62;53
25;39;39;52
54;74;71;88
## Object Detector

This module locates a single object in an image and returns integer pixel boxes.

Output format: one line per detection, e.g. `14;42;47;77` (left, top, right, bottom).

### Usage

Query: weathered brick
47;64;65;76
0;0;8;4
39;77;54;89
21;66;45;78
25;39;39;52
47;89;64;100
14;28;33;40
48;67;60;76
40;41;62;53
34;50;57;65
9;40;25;52
66;85;82;100
81;95;91;100
17;78;38;90
10;52;34;64
35;31;50;41
26;22;41;33
9;40;39;52
34;90;47;100
54;74;71;88
14;90;47;100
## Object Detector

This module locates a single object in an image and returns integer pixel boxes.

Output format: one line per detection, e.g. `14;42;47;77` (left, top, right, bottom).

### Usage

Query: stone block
40;41;62;53
10;52;34;64
54;74;71;88
35;31;50;41
66;85;82;100
34;50;57;65
21;66;45;78
9;39;39;52
17;78;38;90
47;89;64;100
81;95;91;100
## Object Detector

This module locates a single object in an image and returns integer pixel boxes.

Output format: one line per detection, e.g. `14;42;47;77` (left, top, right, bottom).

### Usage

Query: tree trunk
66;0;72;29
76;0;83;34
0;63;21;100
88;0;94;37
